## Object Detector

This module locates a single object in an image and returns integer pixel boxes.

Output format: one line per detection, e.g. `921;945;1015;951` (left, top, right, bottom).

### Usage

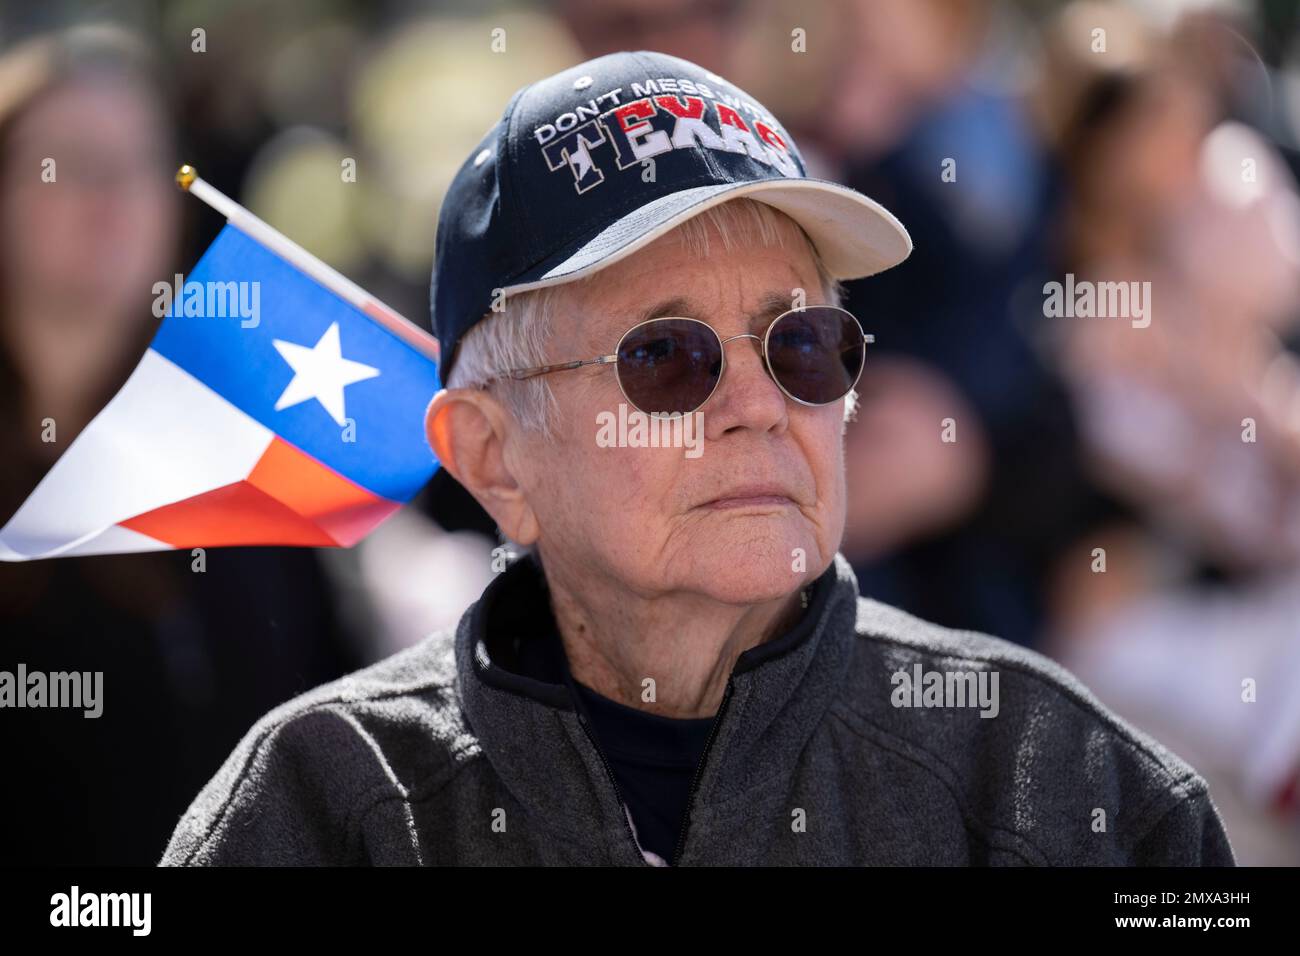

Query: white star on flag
272;322;380;426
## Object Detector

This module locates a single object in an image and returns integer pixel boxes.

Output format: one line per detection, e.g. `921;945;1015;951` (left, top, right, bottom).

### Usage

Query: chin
701;576;801;607
679;529;820;605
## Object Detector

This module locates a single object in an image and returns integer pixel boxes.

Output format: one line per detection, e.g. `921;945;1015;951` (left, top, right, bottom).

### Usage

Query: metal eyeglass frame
477;305;875;416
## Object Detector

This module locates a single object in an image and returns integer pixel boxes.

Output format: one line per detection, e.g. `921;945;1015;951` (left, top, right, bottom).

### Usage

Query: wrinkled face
507;212;848;605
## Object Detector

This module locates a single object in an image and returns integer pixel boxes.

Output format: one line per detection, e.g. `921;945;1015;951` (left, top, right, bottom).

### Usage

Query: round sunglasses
481;305;873;416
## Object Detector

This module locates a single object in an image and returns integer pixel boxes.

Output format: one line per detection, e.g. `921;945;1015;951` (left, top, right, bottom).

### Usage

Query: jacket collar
454;551;861;860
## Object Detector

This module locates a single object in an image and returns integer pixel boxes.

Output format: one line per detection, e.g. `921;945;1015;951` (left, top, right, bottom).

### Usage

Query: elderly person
161;51;1232;866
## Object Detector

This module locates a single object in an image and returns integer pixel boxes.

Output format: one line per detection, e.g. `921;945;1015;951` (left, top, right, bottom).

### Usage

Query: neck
540;554;806;720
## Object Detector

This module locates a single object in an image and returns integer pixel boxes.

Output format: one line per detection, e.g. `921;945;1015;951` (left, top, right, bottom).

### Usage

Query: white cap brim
500;177;912;297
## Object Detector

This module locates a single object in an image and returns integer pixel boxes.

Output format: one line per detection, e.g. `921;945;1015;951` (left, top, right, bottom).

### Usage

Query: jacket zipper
574;710;653;866
669;677;736;867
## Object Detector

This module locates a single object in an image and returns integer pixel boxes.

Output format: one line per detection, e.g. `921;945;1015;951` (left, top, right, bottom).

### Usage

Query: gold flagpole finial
175;164;197;191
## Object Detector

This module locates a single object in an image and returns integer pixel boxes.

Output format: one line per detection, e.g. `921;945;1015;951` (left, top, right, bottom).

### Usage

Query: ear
424;388;540;546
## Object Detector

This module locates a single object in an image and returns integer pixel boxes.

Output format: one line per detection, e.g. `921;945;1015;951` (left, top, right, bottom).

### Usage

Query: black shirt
568;674;715;862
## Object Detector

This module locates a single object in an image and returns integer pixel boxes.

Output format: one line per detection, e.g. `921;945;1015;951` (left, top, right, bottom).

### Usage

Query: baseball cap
430;49;911;382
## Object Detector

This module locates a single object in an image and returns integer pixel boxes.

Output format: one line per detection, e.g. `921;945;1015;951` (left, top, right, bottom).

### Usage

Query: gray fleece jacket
159;552;1236;866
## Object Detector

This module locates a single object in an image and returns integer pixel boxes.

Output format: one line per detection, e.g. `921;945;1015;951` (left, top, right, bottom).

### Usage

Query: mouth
700;485;798;511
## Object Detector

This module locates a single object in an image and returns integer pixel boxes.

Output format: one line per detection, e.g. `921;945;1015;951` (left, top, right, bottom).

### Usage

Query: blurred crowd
0;0;1297;865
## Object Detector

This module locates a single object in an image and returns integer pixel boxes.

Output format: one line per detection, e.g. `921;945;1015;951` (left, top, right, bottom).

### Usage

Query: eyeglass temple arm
498;353;619;382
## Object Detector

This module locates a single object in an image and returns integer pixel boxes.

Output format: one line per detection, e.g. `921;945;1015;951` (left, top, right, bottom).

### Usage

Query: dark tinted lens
765;307;865;405
616;318;722;415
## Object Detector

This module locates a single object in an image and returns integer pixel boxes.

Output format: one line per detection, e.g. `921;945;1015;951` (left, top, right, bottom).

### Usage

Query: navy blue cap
430;49;911;382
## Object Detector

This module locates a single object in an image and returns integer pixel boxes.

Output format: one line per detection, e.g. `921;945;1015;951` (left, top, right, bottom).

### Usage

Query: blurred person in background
0;25;364;865
810;0;1078;651
1036;5;1300;864
555;0;741;66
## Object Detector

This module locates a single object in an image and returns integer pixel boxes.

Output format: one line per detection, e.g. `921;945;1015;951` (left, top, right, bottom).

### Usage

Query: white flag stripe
57;524;171;558
0;348;273;561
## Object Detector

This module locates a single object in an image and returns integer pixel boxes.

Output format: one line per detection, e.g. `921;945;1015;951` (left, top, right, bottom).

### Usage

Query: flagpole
175;164;441;366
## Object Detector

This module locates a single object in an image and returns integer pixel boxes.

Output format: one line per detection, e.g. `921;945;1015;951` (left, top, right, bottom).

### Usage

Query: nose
703;330;788;437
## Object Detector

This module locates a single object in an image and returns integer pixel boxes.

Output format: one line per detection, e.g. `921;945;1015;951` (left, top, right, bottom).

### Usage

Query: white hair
445;197;855;437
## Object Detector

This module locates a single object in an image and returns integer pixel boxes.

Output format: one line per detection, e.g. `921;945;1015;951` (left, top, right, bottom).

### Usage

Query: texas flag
0;223;442;561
